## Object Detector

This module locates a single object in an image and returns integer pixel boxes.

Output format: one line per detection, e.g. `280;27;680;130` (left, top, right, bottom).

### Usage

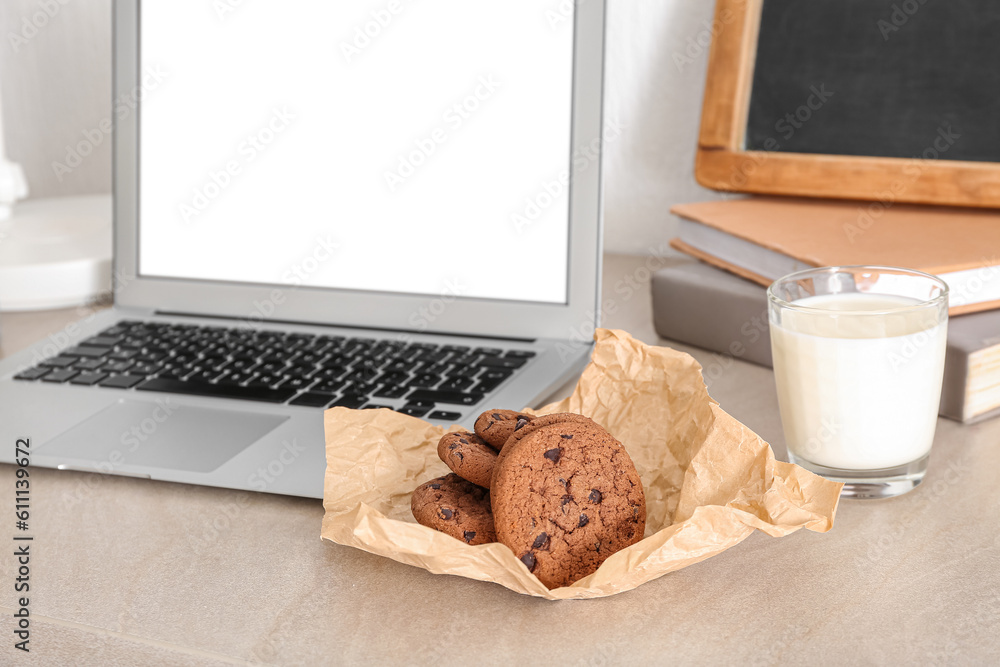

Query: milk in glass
771;293;947;471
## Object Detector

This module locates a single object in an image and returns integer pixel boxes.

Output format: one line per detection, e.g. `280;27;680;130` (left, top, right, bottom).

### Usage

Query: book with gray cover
652;261;1000;424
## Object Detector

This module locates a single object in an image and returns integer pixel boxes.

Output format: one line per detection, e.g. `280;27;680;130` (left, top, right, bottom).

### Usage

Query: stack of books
654;197;1000;424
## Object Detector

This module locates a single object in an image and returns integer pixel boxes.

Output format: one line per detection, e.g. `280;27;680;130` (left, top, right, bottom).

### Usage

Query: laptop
0;0;607;499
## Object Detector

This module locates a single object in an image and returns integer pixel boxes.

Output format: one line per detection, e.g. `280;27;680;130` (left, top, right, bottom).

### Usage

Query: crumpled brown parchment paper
322;329;843;600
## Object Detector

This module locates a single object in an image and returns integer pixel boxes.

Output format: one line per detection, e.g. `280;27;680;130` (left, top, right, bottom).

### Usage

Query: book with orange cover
669;197;1000;315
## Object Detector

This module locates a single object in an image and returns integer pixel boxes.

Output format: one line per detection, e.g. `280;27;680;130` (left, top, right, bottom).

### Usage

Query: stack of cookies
411;409;647;589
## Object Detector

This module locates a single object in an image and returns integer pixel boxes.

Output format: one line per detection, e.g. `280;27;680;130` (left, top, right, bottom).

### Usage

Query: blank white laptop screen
138;0;576;305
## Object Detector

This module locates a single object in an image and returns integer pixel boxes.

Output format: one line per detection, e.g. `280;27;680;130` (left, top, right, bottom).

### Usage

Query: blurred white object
0;160;28;221
0;195;113;311
0;82;28;220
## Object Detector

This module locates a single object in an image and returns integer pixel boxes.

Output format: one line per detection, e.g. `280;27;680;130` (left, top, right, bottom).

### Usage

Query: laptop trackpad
38;399;288;473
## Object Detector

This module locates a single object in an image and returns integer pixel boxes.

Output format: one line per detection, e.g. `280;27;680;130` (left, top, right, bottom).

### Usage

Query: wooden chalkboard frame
695;0;1000;208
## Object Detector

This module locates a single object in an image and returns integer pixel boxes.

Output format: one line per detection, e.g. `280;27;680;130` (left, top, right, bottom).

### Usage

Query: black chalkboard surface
745;0;1000;163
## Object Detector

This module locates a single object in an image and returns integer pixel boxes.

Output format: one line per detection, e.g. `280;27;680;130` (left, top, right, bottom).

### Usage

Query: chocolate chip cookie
491;416;646;589
474;409;535;450
410;474;496;546
437;431;498;489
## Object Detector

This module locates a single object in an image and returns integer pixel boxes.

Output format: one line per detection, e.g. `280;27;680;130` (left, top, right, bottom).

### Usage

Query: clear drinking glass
768;266;949;500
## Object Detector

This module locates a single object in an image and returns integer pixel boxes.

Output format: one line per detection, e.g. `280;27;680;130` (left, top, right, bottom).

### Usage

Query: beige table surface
1;255;998;666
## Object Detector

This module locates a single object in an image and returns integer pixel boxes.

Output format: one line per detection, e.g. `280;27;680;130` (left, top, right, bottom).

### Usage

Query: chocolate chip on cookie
498;412;595;451
411;474;496;546
474;409;535;450
491;416;646;589
437;431;498;489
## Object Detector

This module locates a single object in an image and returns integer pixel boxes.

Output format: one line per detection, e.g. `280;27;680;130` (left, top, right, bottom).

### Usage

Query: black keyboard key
74;359;106;371
375;343;406;357
505;350;537;359
285;362;318;377
447;365;480;379
220;359;255;372
99;374;145;389
98;326;129;336
422;362;452;376
373;384;408;399
315;366;347;379
398;404;431;418
14;368;50;381
246;375;285;390
278;377;315;392
188;371;224;384
218;372;257;386
130;363;164;376
409;373;441;388
102;360;133;373
289;393;335;408
312;380;345;395
292;353;323;368
346;368;382;385
477;356;527;370
63;346;110;358
346;336;375;345
481;369;513;382
474;347;503;356
324;353;352;367
384;359;414;373
362;404;392;410
441;346;470;354
376;371;410;385
343;382;377;396
450;354;481;366
475;369;514;392
428;410;462;421
331;395;367;409
439;377;473;391
70;372;109;386
406;389;485;407
318;335;345;346
256;361;287;375
40;356;76;368
472;380;500;394
83;336;123;347
342;371;381;384
414;351;449;363
136;378;297;403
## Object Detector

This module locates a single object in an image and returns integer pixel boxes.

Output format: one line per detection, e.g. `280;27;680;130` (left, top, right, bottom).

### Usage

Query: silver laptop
0;0;606;499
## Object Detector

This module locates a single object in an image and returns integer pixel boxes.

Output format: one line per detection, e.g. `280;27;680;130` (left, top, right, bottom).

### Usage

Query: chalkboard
745;0;1000;163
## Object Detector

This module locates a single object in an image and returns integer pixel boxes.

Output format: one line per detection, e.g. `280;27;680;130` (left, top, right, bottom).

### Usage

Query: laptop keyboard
13;320;536;419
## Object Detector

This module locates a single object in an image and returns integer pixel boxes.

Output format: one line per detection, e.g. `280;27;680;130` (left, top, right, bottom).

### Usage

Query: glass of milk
768;266;949;500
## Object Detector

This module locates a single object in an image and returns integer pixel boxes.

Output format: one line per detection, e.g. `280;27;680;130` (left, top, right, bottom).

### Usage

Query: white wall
0;0;724;254
604;1;725;254
0;0;113;198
